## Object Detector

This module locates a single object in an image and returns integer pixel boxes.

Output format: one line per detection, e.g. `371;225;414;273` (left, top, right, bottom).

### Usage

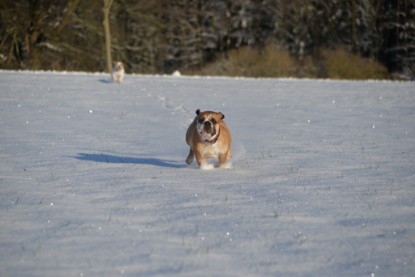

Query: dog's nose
204;121;212;132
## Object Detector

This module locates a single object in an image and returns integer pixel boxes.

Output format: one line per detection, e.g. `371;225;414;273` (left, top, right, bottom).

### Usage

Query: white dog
112;61;125;83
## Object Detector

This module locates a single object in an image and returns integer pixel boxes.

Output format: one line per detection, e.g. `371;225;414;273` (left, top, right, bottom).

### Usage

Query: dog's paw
200;163;214;170
219;161;232;169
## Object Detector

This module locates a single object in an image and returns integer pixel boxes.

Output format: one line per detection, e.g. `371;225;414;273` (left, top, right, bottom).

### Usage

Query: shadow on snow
74;153;186;168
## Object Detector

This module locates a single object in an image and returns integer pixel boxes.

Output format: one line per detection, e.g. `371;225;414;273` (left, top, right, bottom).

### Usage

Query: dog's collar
204;129;220;145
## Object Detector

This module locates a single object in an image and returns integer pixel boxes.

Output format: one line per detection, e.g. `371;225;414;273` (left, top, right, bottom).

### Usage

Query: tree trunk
103;0;113;72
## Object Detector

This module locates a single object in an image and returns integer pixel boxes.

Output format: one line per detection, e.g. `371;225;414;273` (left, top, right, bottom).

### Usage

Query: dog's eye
198;118;204;124
211;119;217;124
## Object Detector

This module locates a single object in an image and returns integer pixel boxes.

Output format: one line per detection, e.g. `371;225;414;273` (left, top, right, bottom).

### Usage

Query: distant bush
185;45;390;80
321;47;388;80
184;45;299;78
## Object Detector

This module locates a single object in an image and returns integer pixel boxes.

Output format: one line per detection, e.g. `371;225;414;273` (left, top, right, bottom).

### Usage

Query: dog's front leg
186;149;194;164
218;154;227;167
218;153;232;169
195;153;213;170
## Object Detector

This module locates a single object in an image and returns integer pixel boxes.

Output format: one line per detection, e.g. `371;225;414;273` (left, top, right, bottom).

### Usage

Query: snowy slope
0;71;414;277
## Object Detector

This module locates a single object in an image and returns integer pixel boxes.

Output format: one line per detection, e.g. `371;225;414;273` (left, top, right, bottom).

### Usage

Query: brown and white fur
112;61;125;83
186;109;232;169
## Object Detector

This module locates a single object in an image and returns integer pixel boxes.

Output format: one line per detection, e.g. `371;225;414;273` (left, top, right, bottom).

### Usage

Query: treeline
0;0;414;79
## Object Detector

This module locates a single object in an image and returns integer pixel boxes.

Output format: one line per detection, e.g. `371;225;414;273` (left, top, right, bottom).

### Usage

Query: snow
0;71;414;276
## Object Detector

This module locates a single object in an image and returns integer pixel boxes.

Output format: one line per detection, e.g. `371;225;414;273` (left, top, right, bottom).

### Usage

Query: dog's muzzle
203;121;216;135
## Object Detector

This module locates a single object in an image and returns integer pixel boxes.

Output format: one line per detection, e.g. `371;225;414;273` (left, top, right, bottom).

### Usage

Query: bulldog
112;61;125;83
186;109;232;169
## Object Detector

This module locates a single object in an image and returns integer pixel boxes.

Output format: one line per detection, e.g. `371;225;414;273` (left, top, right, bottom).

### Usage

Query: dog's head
195;109;225;141
113;61;124;71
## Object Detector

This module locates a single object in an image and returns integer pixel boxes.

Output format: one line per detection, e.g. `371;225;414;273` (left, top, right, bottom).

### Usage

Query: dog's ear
196;109;201;115
218;112;225;120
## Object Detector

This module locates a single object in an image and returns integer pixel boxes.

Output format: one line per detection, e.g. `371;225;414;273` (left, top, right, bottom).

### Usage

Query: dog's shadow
74;153;186;168
99;78;113;84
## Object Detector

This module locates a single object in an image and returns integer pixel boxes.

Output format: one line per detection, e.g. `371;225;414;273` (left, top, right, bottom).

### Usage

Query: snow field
0;71;414;276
